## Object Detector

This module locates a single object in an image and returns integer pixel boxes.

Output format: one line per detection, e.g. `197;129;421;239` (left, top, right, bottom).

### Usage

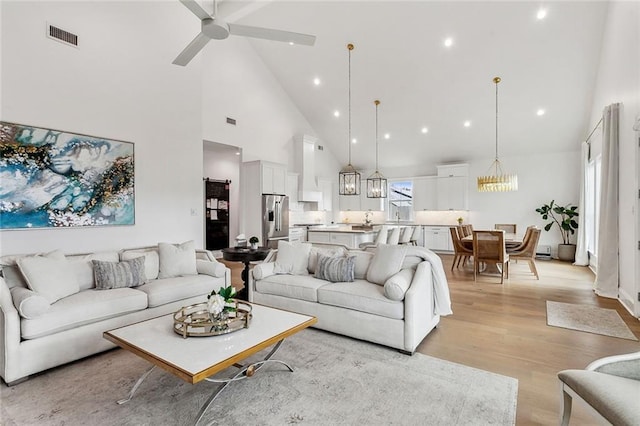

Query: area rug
546;301;638;341
0;329;518;426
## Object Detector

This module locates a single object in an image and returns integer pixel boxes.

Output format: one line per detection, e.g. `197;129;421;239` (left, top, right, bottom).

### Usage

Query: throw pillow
121;250;160;280
158;241;197;279
274;241;311;275
315;254;355;283
17;252;79;303
92;257;147;290
366;244;407;285
308;246;346;274
347;250;374;279
195;259;226;278
10;287;51;319
383;268;415;301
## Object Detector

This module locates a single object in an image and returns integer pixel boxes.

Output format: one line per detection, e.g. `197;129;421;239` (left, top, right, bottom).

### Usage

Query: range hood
297;135;322;203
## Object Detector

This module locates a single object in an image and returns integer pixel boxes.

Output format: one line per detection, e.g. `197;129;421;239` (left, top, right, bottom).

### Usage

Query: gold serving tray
173;300;252;338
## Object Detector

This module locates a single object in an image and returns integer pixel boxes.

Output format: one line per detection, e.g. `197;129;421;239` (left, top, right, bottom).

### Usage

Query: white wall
0;1;203;254
587;1;640;315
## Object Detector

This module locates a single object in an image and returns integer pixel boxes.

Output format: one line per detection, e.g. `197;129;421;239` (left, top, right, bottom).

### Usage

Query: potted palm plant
535;200;579;261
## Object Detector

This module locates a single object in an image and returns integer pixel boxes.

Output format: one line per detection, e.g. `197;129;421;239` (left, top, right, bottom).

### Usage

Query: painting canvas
0;122;135;229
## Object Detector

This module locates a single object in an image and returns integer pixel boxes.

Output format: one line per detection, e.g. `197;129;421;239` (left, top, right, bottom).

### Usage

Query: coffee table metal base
116;340;292;425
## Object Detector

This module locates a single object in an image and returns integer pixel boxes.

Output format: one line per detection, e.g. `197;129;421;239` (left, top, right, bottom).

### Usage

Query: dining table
460;232;523;275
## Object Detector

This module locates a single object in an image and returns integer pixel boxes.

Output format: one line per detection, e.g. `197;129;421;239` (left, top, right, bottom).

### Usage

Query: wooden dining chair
460;224;473;237
450;227;473;271
472;230;509;284
508;227;541;279
495;224;517;233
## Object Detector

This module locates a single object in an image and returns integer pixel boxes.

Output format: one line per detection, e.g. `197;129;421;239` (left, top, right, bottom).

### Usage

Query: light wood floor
221;255;640;425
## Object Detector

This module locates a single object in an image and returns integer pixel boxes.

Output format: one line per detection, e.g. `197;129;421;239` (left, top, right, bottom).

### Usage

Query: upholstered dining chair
359;225;388;249
495;223;517;233
399;226;413;244
387;227;401;245
507;227;541;279
450;227;473;271
558;351;640;426
409;225;421;245
472;230;509;284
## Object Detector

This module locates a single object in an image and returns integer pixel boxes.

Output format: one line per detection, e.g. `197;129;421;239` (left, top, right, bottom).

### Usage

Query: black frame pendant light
477;76;518;192
338;43;361;196
367;100;387;198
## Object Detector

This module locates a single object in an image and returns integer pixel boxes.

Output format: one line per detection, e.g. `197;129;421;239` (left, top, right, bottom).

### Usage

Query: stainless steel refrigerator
262;194;289;249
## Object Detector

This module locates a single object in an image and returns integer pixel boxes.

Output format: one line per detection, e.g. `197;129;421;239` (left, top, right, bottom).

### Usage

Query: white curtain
594;103;619;298
574;141;589;266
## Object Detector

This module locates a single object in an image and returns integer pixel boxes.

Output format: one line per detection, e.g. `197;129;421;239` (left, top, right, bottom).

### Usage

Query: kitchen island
307;226;375;249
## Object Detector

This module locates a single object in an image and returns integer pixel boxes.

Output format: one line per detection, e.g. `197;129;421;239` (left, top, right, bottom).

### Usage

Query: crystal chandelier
338;43;361;196
477;77;518;192
367;100;387;198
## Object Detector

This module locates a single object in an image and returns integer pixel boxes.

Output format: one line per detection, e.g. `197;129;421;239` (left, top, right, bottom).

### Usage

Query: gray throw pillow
315;254;355;283
92;257;147;290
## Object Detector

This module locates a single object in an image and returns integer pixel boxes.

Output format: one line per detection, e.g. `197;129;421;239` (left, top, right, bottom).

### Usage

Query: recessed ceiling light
289;41;295;46
235;151;240;156
352;138;357;144
536;8;547;20
313;77;321;86
463;121;471;127
384;133;390;139
334;110;340;117
537;109;546;116
444;37;454;48
421;127;429;134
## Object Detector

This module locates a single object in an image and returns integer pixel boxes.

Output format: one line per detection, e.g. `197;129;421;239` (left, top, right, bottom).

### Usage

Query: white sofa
249;243;452;354
0;244;230;385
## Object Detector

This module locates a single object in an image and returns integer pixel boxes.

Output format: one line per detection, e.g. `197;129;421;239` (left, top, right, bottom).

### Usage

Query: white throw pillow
274;241;311;275
10;286;51;319
366;244;407;285
121;250;160;280
384;268;415;301
196;259;226;278
17;252;79;303
158;241;198;279
347;250;374;279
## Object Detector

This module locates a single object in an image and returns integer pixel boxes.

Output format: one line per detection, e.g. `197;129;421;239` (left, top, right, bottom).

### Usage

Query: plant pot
250;243;258;250
557;244;576;262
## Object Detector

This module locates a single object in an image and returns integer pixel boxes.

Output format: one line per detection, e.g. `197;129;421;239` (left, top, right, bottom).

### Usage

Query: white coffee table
104;303;316;425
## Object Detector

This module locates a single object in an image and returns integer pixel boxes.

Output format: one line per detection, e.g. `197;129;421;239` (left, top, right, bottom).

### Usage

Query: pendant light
477;76;518;192
367;100;387;198
338;43;361;196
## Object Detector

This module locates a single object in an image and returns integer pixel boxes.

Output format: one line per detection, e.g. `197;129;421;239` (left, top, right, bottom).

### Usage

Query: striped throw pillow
314;254;355;283
92;257;147;290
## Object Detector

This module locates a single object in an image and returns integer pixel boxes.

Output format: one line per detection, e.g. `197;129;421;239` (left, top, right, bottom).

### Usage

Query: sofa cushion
158;241;197;279
10;287;50;319
317;280;404;320
120;249;160;280
67;251;120;291
255;274;328;303
347;250;374;279
274;241;311;275
315;254;355;283
17;253;79;303
366;244;407;285
92;257;147;289
384;268;415;301
20;288;148;340
308;246;346;274
135;274;218;308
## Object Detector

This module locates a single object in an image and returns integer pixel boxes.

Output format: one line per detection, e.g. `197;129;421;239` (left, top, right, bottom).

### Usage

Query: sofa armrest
247;262;276;302
0;277;21;383
587;351;640;380
196;259;227;278
403;261;435;352
195;249;215;261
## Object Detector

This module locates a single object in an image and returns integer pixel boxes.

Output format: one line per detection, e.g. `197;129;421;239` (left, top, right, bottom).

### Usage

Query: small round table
221;247;270;300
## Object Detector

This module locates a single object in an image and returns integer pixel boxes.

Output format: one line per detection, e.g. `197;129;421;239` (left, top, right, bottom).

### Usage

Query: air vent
317;145;324;151
226;117;237;125
46;23;78;47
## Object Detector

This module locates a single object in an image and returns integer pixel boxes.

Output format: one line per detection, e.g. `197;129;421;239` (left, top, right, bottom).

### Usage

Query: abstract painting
0;122;135;229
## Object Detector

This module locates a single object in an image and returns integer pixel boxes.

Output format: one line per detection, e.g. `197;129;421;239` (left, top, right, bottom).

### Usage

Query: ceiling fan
173;0;316;66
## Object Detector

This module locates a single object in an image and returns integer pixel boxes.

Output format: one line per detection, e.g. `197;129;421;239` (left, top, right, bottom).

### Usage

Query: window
388;180;413;221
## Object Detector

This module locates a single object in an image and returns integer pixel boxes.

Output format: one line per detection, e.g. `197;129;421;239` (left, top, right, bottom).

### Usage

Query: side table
221;247;270;300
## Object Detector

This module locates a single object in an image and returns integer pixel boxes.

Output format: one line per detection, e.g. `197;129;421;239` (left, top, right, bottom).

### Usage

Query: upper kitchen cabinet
244;160;287;195
361;191;384;212
436;164;469;210
339;193;361;211
317;178;333;211
413;176;437;211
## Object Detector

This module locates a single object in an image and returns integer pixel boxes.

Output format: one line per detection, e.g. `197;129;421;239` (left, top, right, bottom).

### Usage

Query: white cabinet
413;177;437;211
422;226;452;252
262;162;286;194
317;179;333;211
339;194;361;211
307;231;374;249
286;172;301;211
289;227;306;242
436;163;469;211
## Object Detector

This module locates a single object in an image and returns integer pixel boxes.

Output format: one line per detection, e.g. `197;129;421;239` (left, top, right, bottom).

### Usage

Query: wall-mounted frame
0;121;135;229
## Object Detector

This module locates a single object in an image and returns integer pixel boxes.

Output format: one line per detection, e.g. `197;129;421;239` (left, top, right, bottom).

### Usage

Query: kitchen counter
307;227;375;248
308;226;375;234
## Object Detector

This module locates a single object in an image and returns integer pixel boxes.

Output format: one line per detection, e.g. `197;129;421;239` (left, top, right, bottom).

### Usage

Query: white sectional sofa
250;242;452;354
0;242;230;385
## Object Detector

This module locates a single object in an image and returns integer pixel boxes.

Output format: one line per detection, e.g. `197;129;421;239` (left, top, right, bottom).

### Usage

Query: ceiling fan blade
179;0;211;21
228;23;316;46
172;32;210;66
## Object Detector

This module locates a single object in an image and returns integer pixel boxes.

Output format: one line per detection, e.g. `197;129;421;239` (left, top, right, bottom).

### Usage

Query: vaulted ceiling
216;1;608;171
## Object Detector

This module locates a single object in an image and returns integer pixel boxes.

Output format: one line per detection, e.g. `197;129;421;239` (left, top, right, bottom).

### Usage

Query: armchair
558;351;640;425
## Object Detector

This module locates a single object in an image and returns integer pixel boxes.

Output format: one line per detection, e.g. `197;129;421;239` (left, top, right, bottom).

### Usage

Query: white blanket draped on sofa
404;246;453;316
